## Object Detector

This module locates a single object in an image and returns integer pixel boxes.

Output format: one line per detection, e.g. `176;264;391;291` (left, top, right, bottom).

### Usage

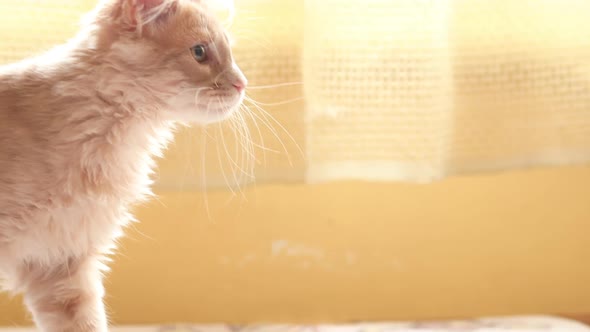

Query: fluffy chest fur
0;53;176;279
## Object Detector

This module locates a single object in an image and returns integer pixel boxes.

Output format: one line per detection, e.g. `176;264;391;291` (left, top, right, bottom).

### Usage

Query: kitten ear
117;0;176;33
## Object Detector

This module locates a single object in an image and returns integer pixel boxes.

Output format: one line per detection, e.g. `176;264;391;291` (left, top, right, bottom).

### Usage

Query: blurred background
1;0;590;327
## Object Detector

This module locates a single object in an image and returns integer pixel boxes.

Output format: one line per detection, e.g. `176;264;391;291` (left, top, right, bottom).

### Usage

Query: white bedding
1;316;588;332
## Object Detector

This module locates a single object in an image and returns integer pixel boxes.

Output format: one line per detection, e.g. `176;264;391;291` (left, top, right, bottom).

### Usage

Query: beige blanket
1;316;589;332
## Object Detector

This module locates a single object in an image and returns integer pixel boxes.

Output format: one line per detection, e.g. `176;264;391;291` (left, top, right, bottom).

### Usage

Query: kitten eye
190;44;208;63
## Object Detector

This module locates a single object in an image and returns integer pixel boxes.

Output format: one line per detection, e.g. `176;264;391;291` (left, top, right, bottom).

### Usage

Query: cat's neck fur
0;26;178;218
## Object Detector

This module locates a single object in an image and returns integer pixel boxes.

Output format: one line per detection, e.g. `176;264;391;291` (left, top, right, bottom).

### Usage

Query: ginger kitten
0;0;246;330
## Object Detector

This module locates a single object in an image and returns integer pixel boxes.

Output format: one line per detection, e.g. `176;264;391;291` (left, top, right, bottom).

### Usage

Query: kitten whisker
246;96;304;107
201;102;212;221
181;122;197;192
216;98;251;186
228;111;254;190
233;108;256;186
244;95;305;164
240;104;266;168
247;82;303;90
234;107;279;154
241;100;293;167
215;116;238;197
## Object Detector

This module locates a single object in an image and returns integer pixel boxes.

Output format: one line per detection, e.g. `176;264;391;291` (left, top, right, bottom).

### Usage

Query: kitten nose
232;81;245;93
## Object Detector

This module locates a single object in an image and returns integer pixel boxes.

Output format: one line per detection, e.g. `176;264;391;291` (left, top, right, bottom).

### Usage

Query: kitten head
94;0;246;125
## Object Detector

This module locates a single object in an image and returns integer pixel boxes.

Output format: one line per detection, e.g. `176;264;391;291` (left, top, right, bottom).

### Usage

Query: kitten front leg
21;255;108;332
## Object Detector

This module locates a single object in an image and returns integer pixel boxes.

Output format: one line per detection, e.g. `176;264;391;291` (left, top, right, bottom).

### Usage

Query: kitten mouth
198;97;243;119
168;90;244;124
201;93;244;114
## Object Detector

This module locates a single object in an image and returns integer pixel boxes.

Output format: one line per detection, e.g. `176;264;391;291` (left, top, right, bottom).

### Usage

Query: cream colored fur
0;0;246;330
